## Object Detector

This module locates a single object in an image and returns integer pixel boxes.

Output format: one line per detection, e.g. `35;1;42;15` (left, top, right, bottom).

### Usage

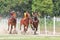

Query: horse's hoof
34;32;36;35
34;33;36;35
32;28;35;30
20;28;21;30
12;30;17;34
9;32;12;34
15;32;17;34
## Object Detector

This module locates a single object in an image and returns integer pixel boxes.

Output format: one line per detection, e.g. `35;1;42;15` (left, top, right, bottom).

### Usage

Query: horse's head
10;11;16;18
34;17;38;21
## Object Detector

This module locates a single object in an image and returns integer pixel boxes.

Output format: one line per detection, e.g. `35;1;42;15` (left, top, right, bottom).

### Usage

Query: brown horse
8;17;17;34
8;11;17;34
20;17;30;33
20;11;30;33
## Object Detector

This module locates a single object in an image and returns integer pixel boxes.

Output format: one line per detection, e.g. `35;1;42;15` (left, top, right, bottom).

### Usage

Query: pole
53;16;55;35
44;16;47;35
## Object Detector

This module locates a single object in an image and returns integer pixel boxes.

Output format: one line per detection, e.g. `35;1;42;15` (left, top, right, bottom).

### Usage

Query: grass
0;35;60;40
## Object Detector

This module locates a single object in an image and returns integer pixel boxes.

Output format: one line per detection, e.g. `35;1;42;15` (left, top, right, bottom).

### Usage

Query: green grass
0;35;60;40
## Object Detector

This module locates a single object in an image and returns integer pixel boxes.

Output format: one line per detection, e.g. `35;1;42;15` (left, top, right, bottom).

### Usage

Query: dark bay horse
32;17;39;34
30;12;39;34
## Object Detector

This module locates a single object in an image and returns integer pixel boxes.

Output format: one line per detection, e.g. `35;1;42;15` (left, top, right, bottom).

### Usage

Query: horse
20;16;39;34
33;17;39;34
20;11;31;33
30;17;39;35
8;11;17;34
20;17;30;33
8;17;17;34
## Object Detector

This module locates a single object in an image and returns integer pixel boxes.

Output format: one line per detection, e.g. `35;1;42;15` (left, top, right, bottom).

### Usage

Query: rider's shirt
10;12;16;18
24;13;27;18
13;13;16;18
24;12;30;20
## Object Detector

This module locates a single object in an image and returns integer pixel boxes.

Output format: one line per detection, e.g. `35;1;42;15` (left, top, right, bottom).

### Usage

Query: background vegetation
0;0;60;17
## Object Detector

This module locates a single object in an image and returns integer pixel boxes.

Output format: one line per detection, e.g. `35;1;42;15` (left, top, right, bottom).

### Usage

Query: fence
39;16;60;35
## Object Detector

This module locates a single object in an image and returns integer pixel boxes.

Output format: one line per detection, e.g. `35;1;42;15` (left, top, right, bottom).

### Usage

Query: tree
0;0;22;16
32;0;53;16
0;0;32;17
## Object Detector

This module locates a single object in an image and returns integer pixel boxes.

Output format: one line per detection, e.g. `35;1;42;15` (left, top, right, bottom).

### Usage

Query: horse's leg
14;24;16;31
32;25;36;35
9;25;13;34
24;26;26;33
34;28;36;35
34;26;38;35
26;26;28;31
30;24;35;30
13;24;17;34
24;25;28;33
31;24;35;34
30;20;34;30
36;27;38;31
8;22;10;31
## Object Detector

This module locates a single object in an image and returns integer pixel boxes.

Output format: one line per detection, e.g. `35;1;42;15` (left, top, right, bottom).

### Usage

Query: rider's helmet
10;11;16;18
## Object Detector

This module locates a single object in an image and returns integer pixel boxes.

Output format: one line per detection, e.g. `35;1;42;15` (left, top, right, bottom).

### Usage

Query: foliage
0;0;60;17
32;0;53;16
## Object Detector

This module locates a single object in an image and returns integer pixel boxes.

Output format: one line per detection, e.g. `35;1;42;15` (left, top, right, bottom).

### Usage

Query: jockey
10;11;16;18
23;11;30;20
32;12;38;20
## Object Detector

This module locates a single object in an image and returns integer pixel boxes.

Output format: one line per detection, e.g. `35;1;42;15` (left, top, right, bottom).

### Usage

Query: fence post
44;16;47;35
53;16;55;35
39;17;40;35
